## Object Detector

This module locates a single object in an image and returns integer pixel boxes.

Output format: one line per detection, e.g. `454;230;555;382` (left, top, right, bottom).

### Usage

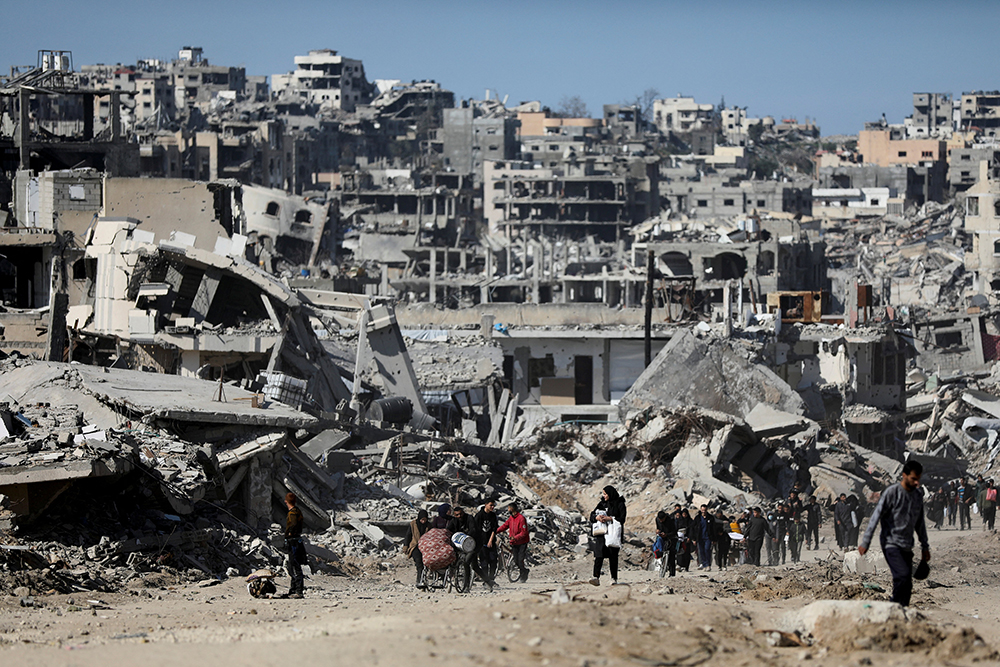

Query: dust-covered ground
1;523;999;666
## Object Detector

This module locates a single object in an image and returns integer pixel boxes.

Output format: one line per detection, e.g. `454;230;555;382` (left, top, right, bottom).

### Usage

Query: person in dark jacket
834;494;851;548
693;505;716;570
433;503;452;529
846;495;861;548
804;496;822;550
773;504;789;564
787;491;804;520
655;510;677;577
283;492;305;598
447;506;492;590
957;477;971;530
589;485;627;586
475;500;500;583
788;514;806;563
404;509;430;588
713;509;731;570
744;507;773;566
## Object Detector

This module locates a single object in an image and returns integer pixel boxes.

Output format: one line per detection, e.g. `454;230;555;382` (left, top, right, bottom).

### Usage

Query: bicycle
446;550;473;593
496;533;524;583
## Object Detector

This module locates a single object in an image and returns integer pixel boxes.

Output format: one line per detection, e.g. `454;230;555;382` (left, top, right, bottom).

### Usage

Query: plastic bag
605;519;622;549
592;521;607;536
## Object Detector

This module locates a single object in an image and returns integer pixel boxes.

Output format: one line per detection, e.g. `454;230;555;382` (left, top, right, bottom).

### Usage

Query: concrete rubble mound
617;328;806;420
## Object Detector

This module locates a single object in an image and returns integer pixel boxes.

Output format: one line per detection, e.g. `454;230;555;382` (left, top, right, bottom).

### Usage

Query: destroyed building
271;49;375;112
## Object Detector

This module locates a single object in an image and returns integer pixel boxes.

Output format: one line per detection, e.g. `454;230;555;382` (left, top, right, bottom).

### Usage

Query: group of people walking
404;500;530;590
280;463;941;609
926;475;997;531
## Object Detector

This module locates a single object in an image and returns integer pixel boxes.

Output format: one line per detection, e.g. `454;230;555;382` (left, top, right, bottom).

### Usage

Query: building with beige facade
858;129;947;167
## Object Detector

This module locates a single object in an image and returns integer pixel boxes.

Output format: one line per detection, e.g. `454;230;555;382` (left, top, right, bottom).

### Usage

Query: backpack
987;488;996;502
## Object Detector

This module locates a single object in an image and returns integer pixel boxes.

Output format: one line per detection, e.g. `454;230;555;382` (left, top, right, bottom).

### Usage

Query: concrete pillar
110;91;121;142
180;350;201;377
531;241;540;304
723;281;733;337
245;452;273;531
481;248;492;303
429;248;437;304
513;346;530;402
18;88;30;169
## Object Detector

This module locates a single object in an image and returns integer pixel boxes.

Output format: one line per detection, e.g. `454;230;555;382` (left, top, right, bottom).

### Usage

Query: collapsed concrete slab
809;462;868;503
618;328;805;421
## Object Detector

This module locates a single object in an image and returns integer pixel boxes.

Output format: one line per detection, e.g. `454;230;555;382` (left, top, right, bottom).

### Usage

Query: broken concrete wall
618;328;805;421
242;184;333;265
102;177;239;252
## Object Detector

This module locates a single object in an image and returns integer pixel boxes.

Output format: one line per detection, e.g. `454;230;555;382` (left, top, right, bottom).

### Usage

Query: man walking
957;477;970;530
497;502;531;582
773;504;789;564
859;461;930;607
283;492;305;599
978;479;997;531
475;500;500;583
834;493;851;548
655;510;677;577
713;509;730;570
804;495;821;550
694;505;715;570
744;507;772;566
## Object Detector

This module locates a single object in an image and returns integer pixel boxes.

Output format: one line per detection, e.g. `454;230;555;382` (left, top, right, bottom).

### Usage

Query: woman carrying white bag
589;485;627;586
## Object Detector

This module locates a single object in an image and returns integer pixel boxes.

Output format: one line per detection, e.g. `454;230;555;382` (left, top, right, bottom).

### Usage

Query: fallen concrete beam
286;445;346;499
216;432;286;469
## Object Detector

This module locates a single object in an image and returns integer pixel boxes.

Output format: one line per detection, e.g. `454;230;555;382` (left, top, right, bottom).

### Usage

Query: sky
5;0;999;136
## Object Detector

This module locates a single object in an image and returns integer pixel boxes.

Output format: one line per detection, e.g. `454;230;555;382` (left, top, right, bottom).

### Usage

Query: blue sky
6;0;997;135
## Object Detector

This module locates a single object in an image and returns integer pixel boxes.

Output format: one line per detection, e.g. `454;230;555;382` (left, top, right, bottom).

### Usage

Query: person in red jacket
497;502;530;582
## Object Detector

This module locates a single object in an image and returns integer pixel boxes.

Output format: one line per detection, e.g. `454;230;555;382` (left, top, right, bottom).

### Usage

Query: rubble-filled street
7;4;1000;666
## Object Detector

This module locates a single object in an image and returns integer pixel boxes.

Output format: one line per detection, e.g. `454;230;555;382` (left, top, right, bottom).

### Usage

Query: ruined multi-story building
963;156;1000;295
271;49;375;112
960;91;1000;137
484;157;655;241
906;92;954;138
441;103;519;178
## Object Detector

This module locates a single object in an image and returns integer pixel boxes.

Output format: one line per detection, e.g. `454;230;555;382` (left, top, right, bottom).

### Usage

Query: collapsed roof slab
158;244;300;309
0;361;319;429
70;363;319;428
0;363;121;429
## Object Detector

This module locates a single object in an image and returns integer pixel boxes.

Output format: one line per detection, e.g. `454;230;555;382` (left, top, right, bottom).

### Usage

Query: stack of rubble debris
824;201;969;310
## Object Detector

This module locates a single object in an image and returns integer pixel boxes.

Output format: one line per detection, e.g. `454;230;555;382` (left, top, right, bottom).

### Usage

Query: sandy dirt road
1;522;998;666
